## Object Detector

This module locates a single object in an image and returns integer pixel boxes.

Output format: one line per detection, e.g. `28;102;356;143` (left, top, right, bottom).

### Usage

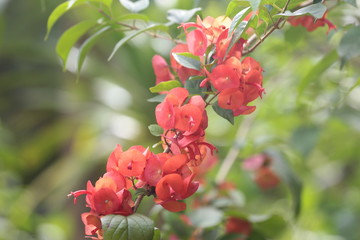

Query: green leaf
167;7;202;24
212;101;234;125
171;52;201;71
228;7;251;35
226;21;249;58
184;76;206;97
148;124;164;137
297;50;338;97
188;207;224;228
101;214;154;240
225;1;251;18
56;20;98;69
149;80;182;93
119;0;149;13
46;0;112;39
247;0;261;12
108;24;168;60
277;3;327;19
77;26;111;75
147;94;166;103
338;26;360;61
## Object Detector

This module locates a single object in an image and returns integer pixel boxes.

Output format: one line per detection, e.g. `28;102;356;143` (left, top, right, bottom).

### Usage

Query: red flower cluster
288;13;336;34
152;15;264;116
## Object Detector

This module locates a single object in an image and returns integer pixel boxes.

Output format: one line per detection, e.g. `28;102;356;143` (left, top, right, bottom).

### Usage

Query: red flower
288;13;336;34
152;55;174;84
218;88;244;110
225;217;252;238
209;64;240;91
255;167;280;190
186;29;208;56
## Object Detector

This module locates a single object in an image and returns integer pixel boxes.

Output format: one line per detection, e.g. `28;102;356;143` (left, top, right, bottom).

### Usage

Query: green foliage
148;124;164;137
212;101;234;125
149;80;182;93
101;214;154;240
167;7;202;24
188;207;224;228
338;26;360;63
172;52;202;71
277;3;327;18
119;0;149;13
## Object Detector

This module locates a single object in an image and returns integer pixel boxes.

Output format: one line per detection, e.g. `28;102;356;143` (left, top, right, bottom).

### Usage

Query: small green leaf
148;124;164;137
46;0;112;39
277;3;327;19
149;80;181;93
188;207;224;228
56;20;98;69
77;26;111;75
119;0;149;13
167;7;202;24
338;26;360;61
108;24;168;60
147;94;166;103
185;76;206;97
225;1;251;18
101;214;154;240
247;0;261;12
172;52;201;70
228;7;251;35
212;101;234;125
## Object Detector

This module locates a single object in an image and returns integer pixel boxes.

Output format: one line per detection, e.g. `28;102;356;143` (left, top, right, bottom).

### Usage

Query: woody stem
133;194;145;212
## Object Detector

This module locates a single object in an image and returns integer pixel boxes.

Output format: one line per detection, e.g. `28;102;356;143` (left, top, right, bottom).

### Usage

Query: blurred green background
0;0;359;239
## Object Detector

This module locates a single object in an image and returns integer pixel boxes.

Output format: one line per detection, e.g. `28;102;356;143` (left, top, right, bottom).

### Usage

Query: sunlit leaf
188;207;224;228
277;3;327;19
247;0;261;12
148;124;164;137
108;24;168;60
152;228;161;240
149;80;182;93
101;214;154;240
225;0;251;18
212;101;234;125
77;25;111;75
167;7;202;24
119;0;149;13
56;20;98;69
228;7;251;35
226;21;249;57
46;0;112;39
172;52;201;71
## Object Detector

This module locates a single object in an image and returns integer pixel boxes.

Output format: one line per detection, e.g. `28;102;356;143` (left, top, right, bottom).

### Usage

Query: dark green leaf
277;3;327;19
212;101;234;125
56;20;98;69
147;94;166;103
188;207;224;228
77;26;111;75
167;8;202;24
108;24;168;60
184;76;206;97
247;0;261;12
338;26;360;61
149;80;182;93
148;124;164;137
119;0;149;13
228;7;251;34
101;214;154;240
46;0;112;39
172;52;201;71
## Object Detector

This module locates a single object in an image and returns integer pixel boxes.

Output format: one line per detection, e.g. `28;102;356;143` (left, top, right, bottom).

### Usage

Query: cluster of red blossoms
153;15;264;116
69;15;264;240
288;12;336;34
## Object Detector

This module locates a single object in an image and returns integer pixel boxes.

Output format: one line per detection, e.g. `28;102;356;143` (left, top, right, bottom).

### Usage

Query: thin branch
133;194;145;212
